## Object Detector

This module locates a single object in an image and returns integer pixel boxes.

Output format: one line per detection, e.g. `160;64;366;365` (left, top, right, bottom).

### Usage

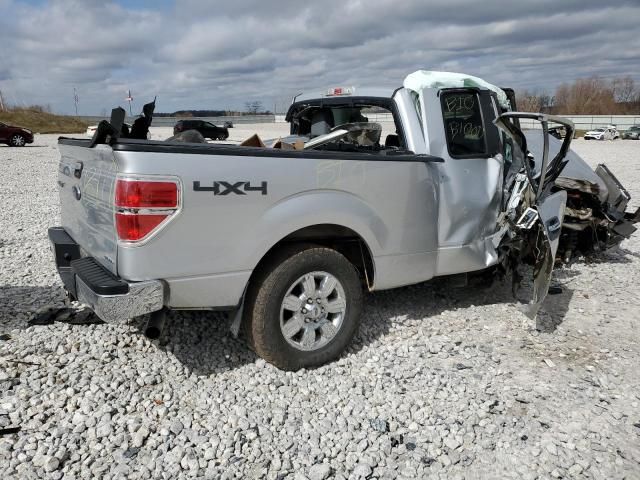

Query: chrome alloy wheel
11;135;26;147
279;271;347;351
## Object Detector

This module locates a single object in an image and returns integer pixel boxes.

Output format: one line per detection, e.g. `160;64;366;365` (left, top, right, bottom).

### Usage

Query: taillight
115;181;178;208
114;177;180;242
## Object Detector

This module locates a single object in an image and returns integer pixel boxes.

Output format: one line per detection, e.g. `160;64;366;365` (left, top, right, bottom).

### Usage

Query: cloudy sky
1;0;639;115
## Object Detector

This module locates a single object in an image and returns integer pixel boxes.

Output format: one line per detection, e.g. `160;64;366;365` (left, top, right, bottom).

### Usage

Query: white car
584;126;619;140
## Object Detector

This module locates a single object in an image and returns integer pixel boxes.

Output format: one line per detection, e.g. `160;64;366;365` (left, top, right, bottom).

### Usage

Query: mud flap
523;190;567;319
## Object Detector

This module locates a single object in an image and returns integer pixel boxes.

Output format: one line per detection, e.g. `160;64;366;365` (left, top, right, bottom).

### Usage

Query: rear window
441;91;487;158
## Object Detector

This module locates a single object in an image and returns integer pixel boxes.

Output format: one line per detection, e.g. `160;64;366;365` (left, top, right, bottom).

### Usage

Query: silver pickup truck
50;73;638;370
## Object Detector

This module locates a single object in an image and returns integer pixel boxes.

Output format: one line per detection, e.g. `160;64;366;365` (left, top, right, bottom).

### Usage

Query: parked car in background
0;121;34;147
622;125;640;140
173;119;229;140
584;126;619;140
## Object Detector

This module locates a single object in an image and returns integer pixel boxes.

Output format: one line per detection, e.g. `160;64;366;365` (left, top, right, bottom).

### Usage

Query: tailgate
57;140;118;274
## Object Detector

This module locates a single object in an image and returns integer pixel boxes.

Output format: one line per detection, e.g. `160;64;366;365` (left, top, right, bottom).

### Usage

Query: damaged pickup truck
49;70;638;370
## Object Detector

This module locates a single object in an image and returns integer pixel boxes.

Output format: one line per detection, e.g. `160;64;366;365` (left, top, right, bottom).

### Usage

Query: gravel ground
1;133;639;479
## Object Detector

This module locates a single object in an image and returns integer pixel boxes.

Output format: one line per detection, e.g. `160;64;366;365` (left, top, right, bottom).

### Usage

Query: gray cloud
0;0;638;114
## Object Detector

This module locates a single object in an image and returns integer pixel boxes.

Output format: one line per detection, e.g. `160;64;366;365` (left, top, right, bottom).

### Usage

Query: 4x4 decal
193;181;268;196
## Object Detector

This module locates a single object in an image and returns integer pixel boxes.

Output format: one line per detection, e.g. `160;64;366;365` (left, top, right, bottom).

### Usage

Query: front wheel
10;134;26;147
244;246;363;370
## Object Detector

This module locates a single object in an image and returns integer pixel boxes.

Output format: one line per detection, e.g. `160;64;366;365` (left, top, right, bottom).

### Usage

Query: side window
441;91;487;158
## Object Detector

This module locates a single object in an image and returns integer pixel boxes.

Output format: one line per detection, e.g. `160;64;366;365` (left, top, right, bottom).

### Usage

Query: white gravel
1;133;639;479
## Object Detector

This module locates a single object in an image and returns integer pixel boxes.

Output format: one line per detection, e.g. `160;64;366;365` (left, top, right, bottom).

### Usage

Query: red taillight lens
115;178;180;242
115;180;178;208
116;214;168;241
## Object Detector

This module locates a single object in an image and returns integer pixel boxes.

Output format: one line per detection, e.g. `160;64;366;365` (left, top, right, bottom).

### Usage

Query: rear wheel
10;134;26;147
244;245;363;370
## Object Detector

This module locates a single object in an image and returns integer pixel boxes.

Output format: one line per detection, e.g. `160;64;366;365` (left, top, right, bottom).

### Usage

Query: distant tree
517;90;542;112
553;76;618;115
612;76;636;104
515;90;554;113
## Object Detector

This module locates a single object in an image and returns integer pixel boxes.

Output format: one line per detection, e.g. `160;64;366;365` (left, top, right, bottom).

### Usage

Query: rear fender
249;190;386;271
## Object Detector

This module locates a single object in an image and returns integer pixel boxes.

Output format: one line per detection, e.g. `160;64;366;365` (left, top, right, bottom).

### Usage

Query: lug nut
302;308;307;314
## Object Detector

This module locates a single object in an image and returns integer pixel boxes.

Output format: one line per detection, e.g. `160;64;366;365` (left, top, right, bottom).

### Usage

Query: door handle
73;162;83;179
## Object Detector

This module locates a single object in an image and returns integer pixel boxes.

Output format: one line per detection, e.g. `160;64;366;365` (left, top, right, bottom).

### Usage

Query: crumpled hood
524;129;609;203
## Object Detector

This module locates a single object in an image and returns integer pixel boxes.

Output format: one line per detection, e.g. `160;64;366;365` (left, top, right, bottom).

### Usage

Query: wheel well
254;224;375;289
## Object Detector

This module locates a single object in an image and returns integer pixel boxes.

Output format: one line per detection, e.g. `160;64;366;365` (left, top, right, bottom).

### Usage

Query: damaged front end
555;163;639;261
494;113;572;318
494;113;639;317
523;129;639;262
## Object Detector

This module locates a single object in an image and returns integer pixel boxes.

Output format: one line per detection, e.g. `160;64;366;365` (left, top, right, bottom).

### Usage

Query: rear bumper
48;227;164;323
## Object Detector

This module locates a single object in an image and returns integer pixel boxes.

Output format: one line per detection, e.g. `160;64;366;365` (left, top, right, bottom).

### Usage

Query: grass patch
574;129;587;138
0;107;89;134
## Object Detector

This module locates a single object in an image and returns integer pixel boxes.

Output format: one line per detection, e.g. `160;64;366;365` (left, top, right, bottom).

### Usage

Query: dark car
622;125;640;140
0;121;34;147
173;120;229;140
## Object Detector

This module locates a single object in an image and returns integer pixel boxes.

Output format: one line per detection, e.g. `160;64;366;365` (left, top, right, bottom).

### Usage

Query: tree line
516;76;640;115
154;101;272;118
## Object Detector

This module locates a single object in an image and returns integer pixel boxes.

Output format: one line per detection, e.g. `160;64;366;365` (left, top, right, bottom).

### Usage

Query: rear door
57;141;119;274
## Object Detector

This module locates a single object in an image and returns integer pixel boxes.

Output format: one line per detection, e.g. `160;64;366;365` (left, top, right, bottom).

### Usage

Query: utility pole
125;90;133;116
73;87;79;116
0;89;5;112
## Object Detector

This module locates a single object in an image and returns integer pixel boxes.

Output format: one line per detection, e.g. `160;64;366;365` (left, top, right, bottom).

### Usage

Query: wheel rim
11;135;25;146
279;271;347;351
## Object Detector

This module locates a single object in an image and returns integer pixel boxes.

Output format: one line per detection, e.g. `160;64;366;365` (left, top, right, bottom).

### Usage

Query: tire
244;245;363;370
10;134;26;147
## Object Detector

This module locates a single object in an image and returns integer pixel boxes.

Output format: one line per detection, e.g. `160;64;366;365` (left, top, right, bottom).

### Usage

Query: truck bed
57;136;444;310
